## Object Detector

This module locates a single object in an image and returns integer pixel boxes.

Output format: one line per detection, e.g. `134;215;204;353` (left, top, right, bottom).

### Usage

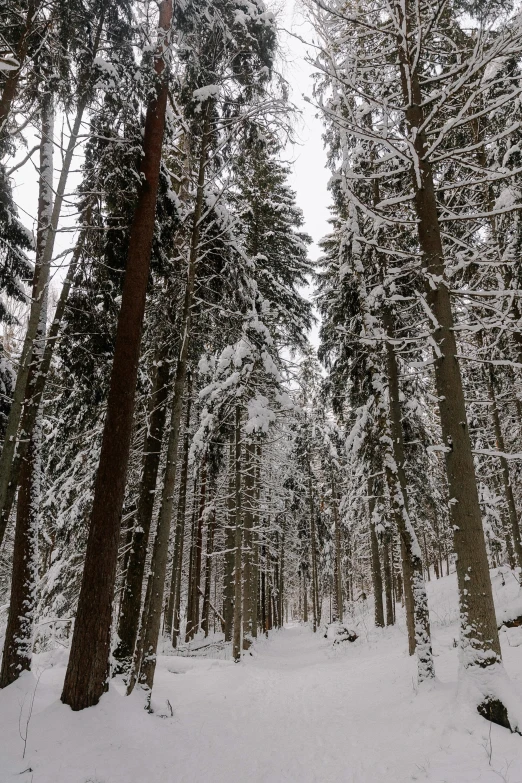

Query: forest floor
1;570;522;783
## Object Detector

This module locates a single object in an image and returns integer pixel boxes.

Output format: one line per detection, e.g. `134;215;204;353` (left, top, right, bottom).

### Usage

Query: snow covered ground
1;569;522;783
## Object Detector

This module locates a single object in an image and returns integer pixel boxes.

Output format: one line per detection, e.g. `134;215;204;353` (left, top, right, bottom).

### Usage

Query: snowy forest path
3;605;522;783
160;623;403;782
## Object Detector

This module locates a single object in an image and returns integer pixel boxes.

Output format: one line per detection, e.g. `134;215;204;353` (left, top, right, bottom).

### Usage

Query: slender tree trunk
487;366;522;567
308;454;319;632
267;576;273;631
390;534;396;620
261;544;267;632
201;504;215;637
251;444;261;638
279;526;284;628
0;13;106;545
223;439;235;641
382;532;394;627
188;458;207;639
165;386;192;642
303;568;308;623
298;569;302;620
242;440;255;639
185;481;198;643
61;1;173;711
495;470;516;569
422;530;431;582
171;425;192;646
381;304;434;679
128;101;211;698
113;349;171;672
368;475;384;628
273;530;280;629
332;481;343;623
1;210;89;539
232;406;243;662
0;94;53;687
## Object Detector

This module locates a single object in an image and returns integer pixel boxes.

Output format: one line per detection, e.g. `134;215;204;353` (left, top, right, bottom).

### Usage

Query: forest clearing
2;0;522;780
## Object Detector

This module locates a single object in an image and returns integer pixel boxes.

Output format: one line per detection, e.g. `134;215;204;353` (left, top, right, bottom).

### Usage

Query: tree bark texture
396;2;501;670
232;406;243;662
61;0;173;711
368;476;384;628
0;12;106;545
487;366;522;567
113;349;171;672
0;93;53;687
165;384;192;643
381;304;434;679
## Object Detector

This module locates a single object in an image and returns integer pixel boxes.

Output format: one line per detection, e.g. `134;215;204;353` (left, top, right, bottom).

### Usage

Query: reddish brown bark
61;0;173;711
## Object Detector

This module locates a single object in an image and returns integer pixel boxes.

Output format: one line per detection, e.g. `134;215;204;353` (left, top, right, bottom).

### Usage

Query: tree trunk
382;531;394;627
302;566;308;624
308;455;319;632
184;480;198;643
395;2;507;724
487;366;522;567
232;406;243;662
332;481;343;623
396;8;501;674
0;13;106;545
113;348;171;673
261;543;267;632
201;504;215;637
0;93;53;687
223;438;235;642
242;440;255;639
165;385;192;642
187;459;207;639
251;444;261;638
381;303;434;679
279;526;284;629
368;476;384;628
61;0;173;711
128;100;211;698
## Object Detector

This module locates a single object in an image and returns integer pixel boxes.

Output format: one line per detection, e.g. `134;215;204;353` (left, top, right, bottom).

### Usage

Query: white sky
277;2;331;261
275;1;331;348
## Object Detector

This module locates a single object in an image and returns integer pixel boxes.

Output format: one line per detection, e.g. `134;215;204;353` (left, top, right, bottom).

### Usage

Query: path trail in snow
2;572;522;783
